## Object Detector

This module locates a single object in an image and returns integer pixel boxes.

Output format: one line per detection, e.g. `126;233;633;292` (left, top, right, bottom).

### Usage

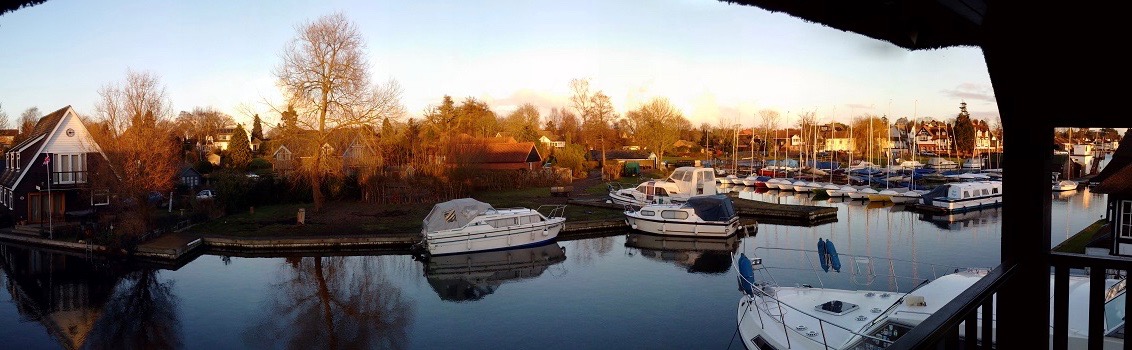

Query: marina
0;185;1105;349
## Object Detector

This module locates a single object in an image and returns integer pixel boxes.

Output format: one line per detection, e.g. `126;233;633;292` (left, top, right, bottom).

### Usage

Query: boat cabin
665;167;717;196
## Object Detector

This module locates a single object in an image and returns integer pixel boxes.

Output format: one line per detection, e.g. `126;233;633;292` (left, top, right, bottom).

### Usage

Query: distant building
0;129;18;149
1088;132;1132;256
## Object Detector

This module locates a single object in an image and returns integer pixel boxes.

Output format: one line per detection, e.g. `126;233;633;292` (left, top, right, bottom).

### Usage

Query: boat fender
543;228;549;236
738;253;756;296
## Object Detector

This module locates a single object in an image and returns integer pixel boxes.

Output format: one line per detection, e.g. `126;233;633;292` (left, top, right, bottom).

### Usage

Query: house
271;144;297;175
456;141;543;170
1088;132;1132;256
589;149;658;169
0;129;18;149
914;121;952;154
818;123;851;152
538;134;566;149
177;166;202;189
203;127;236;151
0;106;108;225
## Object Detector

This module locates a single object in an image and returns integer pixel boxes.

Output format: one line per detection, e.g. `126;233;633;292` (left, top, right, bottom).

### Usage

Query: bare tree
89;69;181;240
11;106;40;145
0;103;10;130
757;109;781;157
274;12;405;212
624;97;687;169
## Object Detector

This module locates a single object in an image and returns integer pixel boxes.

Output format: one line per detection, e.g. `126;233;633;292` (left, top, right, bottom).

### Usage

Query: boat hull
625;215;740;237
425;218;565;256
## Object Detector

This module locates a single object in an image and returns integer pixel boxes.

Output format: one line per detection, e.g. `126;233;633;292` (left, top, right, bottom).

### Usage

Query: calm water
0;187;1106;349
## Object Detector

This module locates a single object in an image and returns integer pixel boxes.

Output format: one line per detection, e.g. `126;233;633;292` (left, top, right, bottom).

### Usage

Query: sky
0;0;1001;130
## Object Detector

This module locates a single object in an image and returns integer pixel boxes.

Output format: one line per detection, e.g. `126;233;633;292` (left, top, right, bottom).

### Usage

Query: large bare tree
624;97;687;169
90;69;181;240
274;12;404;211
0;103;10;130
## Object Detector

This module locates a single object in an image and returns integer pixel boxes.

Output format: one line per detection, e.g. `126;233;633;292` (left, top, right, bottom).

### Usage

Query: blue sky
0;0;999;129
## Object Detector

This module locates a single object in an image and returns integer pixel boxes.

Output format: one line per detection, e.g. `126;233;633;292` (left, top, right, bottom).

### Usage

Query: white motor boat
868;187;909;203
791;180;811;192
735;248;1126;350
624;194;745;238
719;174;740;185
766;178;792;190
608;167;717;207
919;181;1003;212
420;198;566;256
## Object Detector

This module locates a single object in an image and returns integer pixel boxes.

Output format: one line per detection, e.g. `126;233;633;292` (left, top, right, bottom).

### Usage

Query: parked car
197;189;216;200
147;191;167;207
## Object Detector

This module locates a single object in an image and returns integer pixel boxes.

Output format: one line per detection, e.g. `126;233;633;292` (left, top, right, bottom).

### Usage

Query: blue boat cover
686;195;737;222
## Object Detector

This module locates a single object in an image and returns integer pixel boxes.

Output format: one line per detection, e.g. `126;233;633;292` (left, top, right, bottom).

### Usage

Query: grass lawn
1053;218;1108;253
184;184;625;238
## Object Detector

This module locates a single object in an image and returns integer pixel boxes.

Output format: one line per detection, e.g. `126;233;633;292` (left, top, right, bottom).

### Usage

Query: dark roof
0;106;70;188
1091;132;1132;194
481;142;541;163
8;105;67;152
719;0;983;50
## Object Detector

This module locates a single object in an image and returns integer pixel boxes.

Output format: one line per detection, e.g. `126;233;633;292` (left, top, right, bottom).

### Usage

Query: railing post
1054;265;1069;350
1089;267;1105;349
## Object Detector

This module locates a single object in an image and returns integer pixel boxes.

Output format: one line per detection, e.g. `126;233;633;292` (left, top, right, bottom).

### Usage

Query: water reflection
918;208;1002;230
243;256;415;349
423;243;567;302
0;245;180;350
84;269;182;350
624;233;739;274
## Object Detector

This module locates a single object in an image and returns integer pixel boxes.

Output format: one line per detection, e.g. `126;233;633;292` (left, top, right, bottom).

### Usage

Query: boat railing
536;204;568;219
734;248;968;349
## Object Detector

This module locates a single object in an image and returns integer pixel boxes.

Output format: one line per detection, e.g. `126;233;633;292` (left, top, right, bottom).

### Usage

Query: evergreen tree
227;124;253;169
251;114;263;141
953;102;976;157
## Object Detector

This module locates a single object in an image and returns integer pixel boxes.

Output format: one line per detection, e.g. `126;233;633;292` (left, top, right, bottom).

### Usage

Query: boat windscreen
685;195;736;222
423;198;495;233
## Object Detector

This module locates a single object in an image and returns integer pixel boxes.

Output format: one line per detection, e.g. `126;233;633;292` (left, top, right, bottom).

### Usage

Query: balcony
50;170;88;186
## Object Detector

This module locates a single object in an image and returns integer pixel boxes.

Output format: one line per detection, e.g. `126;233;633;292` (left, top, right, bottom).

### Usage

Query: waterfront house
0;106;108;226
1088;132;1132;256
723;0;1122;348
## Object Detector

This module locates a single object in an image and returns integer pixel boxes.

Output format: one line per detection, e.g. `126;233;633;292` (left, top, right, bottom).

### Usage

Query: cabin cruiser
1053;180;1079;192
918;181;1002;212
735;248;1126;350
419;198;566;256
608;167;717;207
961;157;984;170
624;194;745;237
925;157;959;170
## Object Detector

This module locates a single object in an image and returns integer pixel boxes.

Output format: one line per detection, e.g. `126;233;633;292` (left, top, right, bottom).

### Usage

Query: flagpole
46;154;52;239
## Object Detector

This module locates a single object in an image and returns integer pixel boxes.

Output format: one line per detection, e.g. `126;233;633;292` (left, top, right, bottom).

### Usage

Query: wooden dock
568;196;838;227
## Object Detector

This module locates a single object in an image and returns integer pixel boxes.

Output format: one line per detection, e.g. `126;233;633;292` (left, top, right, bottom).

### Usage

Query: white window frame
1120;200;1132;239
92;190;110;206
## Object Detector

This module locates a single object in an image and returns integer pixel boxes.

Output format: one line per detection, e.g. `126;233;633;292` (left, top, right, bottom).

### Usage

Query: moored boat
919;181;1003;212
608;166;717;207
420;198;567;256
624;194;745;237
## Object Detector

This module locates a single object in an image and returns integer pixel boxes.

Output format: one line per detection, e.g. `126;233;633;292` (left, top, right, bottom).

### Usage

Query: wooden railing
890;253;1132;349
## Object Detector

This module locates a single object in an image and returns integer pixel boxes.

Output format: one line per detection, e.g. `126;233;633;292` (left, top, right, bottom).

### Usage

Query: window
92;190;110;206
992;188;999;194
641;210;655;216
661;210;689;220
963;191;970;198
981;189;989;196
54;154;86;184
14;153;18;170
1120;200;1132;239
656;188;669;196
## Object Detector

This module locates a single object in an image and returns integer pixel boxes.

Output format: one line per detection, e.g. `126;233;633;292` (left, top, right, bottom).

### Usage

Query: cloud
941;83;996;103
481;89;570;115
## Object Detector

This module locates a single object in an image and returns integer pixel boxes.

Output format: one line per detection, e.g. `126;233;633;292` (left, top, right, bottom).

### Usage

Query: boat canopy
685;195;736;222
423;198;495;233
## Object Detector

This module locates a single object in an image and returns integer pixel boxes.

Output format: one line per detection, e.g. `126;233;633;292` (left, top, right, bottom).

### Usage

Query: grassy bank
1053;218;1108;253
184;185;623;238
